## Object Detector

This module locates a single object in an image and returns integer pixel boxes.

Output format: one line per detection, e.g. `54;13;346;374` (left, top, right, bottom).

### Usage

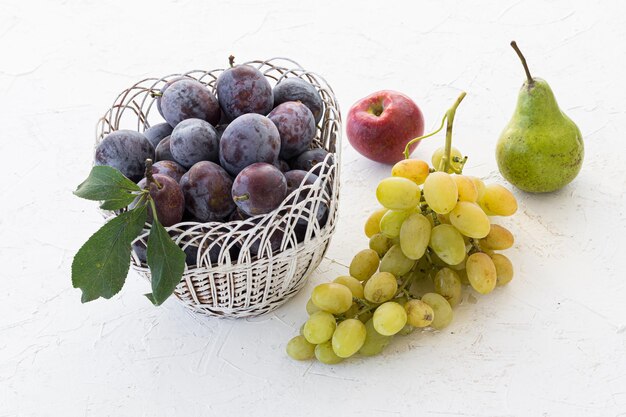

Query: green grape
398;323;415;336
452;174;478;202
408;272;435;299
448;256;467;271
380;209;414;238
391;159;430;185
380;244;416;276
311;283;353;314
429;224;466;265
428;249;449;267
376;177;422;210
393;296;408;306
349;249;380;281
468;176;486;201
412;255;432;277
358;310;373;324
466;252;497;294
457;268;470;285
404;299;434;327
303;311;337;344
332;319;367;358
491;253;514;286
286;335;315;360
344;303;360;318
478;184;518;216
437;213;450;224
369;233;393;257
426;214;436;227
399;213;432;260
359;319;392;356
306;298;321;315
449;201;491;238
432;146;463;173
480;224;514;250
334;276;364;298
315;341;344;364
406;256;433;288
421;293;453;330
373;301;407;336
423;172;458;214
434;267;463;307
363;272;397;303
364;207;388;238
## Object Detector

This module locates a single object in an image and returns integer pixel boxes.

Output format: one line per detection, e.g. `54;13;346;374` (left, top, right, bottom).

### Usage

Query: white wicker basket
95;58;341;318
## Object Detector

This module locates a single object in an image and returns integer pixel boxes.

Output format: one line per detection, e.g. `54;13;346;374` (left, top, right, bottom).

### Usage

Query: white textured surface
1;0;625;416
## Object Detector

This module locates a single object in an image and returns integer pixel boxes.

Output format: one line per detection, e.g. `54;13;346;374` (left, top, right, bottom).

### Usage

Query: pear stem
441;92;466;173
510;41;534;85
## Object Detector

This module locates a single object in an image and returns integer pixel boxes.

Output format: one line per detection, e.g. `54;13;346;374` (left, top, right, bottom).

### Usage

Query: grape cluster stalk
287;93;518;363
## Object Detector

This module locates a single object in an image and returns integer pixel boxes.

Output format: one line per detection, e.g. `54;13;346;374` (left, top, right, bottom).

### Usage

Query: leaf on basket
74;165;141;210
145;217;186;306
71;205;147;303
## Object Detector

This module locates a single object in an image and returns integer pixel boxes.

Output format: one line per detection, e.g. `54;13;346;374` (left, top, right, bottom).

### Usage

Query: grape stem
349;298;379;320
397;272;416;294
403;113;447;159
402;92;467;174
441;92;466;173
468;238;483;254
353;297;375;308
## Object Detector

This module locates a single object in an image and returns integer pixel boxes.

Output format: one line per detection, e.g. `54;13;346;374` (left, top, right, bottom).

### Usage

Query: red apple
346;90;425;164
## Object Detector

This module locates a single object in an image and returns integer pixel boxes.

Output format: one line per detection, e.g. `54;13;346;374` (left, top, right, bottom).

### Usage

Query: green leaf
72;205;147;303
144;293;158;304
74;165;141;208
145;217;186;306
99;193;140;211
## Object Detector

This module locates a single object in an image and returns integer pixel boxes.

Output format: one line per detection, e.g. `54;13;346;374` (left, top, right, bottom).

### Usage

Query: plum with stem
216;56;273;121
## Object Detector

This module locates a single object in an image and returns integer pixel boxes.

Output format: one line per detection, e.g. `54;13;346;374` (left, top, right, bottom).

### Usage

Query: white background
2;0;626;416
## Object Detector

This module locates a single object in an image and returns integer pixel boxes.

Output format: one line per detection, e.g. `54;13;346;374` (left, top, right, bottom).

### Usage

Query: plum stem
144;159;162;190
403;113;447;159
233;194;249;202
441;92;466;173
510;41;534;86
228;55;235;67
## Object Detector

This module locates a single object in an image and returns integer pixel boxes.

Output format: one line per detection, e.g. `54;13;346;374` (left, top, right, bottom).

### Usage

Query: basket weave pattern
95;58;341;318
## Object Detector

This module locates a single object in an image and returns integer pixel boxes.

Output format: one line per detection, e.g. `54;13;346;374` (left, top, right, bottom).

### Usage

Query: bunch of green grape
286;146;518;363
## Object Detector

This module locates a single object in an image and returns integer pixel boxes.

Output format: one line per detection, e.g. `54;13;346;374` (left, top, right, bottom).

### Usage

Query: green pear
496;41;584;193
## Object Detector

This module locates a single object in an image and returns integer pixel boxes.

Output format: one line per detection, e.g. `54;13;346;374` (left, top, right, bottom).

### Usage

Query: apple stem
510;41;534;85
441;92;466;173
403;113;447;159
